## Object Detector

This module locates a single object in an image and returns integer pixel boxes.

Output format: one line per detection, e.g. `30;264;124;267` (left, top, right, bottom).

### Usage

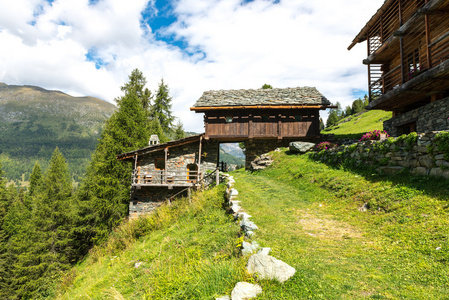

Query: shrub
316;141;337;151
359;130;389;141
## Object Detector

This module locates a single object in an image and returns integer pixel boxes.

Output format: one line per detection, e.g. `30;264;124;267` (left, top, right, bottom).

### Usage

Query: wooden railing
366;0;449;101
132;170;202;186
368;29;449;100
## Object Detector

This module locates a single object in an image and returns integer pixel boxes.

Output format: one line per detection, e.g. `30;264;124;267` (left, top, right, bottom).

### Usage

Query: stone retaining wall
313;131;449;179
384;97;449;136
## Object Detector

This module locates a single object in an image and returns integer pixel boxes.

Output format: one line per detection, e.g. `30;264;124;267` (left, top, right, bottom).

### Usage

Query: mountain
220;142;245;158
0;83;116;182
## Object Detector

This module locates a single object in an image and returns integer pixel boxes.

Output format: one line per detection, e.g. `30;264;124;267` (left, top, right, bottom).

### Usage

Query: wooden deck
132;170;202;187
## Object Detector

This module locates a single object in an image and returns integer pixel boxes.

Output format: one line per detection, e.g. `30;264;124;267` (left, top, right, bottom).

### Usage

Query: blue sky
0;0;383;132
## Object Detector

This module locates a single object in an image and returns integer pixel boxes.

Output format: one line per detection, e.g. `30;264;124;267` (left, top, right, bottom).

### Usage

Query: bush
359;130;389;141
316;141;337;151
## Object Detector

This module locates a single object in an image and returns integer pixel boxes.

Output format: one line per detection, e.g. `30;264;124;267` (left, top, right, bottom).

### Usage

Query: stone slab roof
192;87;330;108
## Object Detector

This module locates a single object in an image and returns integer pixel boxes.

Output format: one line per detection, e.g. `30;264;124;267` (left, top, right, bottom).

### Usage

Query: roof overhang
348;0;396;50
348;0;446;51
117;134;204;162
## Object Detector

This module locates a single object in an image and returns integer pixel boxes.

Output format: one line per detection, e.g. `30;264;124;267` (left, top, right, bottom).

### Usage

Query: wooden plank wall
204;109;319;139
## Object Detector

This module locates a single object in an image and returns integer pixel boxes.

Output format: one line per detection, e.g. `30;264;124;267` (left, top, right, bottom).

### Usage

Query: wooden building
118;86;330;217
117;134;219;218
191;87;330;141
349;0;449;135
191;87;331;167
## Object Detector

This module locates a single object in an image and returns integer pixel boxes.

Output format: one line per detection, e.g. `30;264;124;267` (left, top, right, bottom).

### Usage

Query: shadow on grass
306;154;449;203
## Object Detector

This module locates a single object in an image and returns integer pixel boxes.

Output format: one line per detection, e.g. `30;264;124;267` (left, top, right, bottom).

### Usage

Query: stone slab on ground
247;253;296;283
289;141;316;154
231;282;262;300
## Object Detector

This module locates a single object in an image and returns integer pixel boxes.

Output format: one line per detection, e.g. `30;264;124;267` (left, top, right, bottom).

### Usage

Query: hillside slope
56;150;449;299
322;109;392;137
0;83;116;181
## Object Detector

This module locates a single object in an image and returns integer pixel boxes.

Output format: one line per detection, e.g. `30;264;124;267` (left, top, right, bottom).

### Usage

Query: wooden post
188;187;191;204
216;168;219;186
277;113;282;140
248;114;253;139
198;136;202;182
134;154;138;184
424;2;432;69
367;40;372;99
164;147;168;184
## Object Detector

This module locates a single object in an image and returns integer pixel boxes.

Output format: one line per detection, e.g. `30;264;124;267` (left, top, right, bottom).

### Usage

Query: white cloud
0;0;383;132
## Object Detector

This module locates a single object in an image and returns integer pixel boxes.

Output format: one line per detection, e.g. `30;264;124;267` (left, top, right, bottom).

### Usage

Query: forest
0;69;185;299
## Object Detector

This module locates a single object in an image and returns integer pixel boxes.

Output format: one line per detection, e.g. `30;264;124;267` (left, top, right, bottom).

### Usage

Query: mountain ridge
0;82;116;182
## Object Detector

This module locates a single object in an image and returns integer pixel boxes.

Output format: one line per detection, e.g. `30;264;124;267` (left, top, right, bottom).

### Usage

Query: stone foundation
129;186;189;219
384;97;449;136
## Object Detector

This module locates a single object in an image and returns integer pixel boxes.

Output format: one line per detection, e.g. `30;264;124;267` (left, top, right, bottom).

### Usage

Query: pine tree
0;161;12;298
14;148;74;298
151;78;175;136
363;94;369;106
344;105;352;117
29;162;42;197
173;119;185;140
74;69;152;249
5;188;33;299
352;98;365;114
121;68;153;113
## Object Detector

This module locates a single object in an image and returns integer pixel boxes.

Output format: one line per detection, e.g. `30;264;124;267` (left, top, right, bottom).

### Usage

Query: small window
261;115;269;122
294;115;302;121
226;116;233;123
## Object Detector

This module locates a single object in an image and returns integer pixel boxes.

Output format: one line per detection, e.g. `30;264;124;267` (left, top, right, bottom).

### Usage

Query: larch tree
151;78;175;136
14;148;74;298
74;69;152;250
0;161;12;297
173;119;186;140
28;162;42;197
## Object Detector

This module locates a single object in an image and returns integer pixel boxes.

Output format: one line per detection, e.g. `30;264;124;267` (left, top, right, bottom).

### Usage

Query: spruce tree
0;161;12;297
173;119;186;140
75;69;152;248
14;148;73;298
151;78;175;136
29;162;42;197
352;98;365;114
4;188;33;299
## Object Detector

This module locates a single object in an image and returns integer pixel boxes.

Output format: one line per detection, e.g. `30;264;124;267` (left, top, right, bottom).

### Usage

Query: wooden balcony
132;170;202;187
361;0;449;109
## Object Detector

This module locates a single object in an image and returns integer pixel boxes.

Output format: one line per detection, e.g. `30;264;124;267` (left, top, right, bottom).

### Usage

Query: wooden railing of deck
132;170;202;186
367;0;449;100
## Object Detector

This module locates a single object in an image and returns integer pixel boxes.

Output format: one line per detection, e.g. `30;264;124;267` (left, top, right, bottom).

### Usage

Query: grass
231;150;449;299
56;186;247;299
56;148;449;299
321;110;392;139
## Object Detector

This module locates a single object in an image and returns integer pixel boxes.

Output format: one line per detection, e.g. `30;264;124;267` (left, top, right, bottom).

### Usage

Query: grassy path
231;153;449;299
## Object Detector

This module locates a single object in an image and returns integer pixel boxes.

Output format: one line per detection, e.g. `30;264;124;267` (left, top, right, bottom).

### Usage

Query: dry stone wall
313;131;449;179
384;97;449;136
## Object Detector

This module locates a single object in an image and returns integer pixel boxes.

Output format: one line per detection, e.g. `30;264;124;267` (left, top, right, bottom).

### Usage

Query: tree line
0;69;185;299
326;95;369;128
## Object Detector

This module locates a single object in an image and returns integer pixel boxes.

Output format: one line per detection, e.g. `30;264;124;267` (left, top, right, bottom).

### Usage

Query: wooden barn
191;87;331;167
348;0;449;135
